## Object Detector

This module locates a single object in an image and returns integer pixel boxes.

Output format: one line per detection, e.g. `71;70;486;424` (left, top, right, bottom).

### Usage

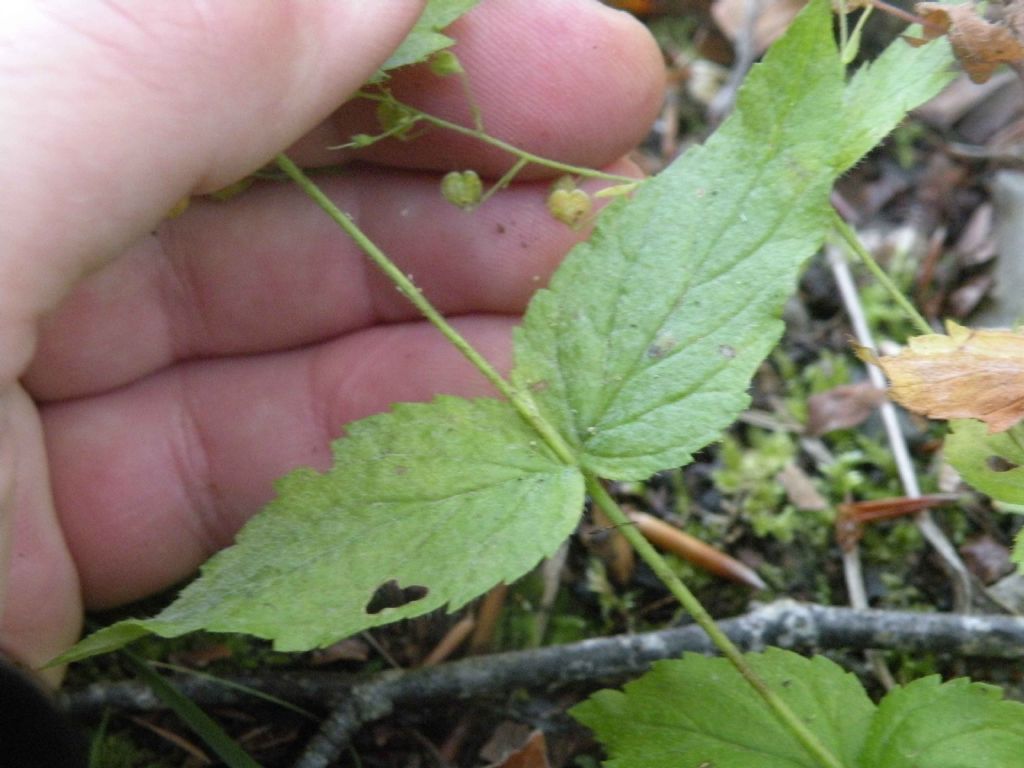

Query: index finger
288;0;665;177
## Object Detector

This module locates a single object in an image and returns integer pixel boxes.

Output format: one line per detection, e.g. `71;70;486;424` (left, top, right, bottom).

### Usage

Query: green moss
88;728;176;768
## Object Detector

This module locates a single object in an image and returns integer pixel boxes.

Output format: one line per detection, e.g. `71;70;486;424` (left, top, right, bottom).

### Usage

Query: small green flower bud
348;133;376;148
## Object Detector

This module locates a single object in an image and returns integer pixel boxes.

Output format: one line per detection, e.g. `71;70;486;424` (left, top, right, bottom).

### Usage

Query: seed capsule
441;170;483;209
547;187;592;229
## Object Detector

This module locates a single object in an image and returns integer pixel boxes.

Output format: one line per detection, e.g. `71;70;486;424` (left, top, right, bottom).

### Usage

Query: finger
0;386;81;678
0;0;425;673
290;0;665;177
25;159;638;401
41;315;516;607
0;0;425;383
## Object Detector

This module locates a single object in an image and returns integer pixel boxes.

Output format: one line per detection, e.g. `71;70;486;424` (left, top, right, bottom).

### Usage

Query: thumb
0;0;425;380
0;0;423;676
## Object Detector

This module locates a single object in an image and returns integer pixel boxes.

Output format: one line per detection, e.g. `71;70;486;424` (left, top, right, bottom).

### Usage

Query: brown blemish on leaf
860;320;1024;432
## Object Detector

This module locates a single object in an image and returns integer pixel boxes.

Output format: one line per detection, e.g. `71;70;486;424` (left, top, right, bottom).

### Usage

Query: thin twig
826;236;973;611
709;0;761;123
61;603;1024;766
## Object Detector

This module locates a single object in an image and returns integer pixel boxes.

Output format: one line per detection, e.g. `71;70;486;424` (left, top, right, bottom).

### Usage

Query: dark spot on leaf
365;580;429;614
647;335;677;359
986;456;1019;472
393;465;408;476
529;379;549;393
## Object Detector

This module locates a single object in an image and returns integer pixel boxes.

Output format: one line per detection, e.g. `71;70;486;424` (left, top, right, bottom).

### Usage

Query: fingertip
293;0;666;176
1;0;427;331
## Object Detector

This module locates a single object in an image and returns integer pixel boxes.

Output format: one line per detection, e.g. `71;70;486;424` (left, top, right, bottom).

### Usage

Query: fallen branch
61;601;1024;767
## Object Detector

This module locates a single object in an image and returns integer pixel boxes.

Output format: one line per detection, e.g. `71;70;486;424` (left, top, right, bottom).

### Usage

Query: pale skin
0;0;664;680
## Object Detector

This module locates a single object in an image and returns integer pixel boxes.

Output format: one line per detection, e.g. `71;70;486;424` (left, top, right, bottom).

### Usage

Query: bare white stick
826;243;972;609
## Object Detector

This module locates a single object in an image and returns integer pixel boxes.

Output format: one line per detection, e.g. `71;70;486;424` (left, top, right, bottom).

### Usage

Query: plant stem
280;152;845;768
274;154;578;467
478;156;529;207
356;93;638;185
830;209;932;335
585;476;846;768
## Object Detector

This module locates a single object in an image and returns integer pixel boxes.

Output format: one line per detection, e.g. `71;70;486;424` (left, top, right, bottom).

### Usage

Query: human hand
0;0;663;678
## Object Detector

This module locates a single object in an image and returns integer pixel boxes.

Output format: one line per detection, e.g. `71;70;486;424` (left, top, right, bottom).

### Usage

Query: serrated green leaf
571;648;875;768
945;419;1024;507
838;35;955;172
57;398;583;662
378;0;479;75
511;0;959;481
512;0;843;480
61;0;963;665
858;675;1024;767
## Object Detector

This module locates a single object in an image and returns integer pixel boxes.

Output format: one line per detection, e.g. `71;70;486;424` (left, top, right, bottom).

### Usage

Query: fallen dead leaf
495;730;551;768
960;534;1014;583
806;382;888;436
858;320;1024;432
776;462;828;510
912;2;1024;83
480;724;551;768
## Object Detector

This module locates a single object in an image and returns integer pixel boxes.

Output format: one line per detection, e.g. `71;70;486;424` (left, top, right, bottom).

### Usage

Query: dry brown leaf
776;462;828;510
483;728;552;768
913;2;1024;83
960;534;1014;583
859;320;1024;432
805;382;888;436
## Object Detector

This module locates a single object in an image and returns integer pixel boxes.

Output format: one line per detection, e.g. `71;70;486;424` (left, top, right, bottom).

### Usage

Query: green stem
478;156;529;206
280;151;845;768
356;93;638;185
586;476;846;768
275;153;577;467
837;0;849;55
831;209;932;335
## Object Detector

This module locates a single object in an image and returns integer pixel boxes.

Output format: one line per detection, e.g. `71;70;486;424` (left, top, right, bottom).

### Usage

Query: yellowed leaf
860;320;1024;432
914;2;1024;83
